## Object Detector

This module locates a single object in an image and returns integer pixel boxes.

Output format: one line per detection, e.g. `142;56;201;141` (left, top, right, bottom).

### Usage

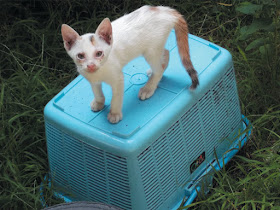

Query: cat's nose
87;64;97;73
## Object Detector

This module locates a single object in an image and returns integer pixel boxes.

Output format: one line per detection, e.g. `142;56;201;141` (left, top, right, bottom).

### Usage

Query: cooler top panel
50;31;224;138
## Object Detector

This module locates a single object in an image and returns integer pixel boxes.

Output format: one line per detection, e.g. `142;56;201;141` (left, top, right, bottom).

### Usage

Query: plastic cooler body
44;31;248;210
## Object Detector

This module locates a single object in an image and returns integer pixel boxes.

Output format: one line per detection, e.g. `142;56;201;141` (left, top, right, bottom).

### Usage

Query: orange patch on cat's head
90;35;95;45
149;6;159;12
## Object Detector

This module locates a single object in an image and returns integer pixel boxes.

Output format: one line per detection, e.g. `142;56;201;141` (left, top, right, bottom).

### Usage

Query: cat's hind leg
161;49;170;71
139;49;169;100
146;49;169;77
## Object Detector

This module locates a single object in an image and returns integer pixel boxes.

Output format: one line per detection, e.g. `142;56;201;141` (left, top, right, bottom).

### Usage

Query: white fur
63;6;179;123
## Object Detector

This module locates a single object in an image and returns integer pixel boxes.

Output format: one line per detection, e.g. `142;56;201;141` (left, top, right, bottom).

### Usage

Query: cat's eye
77;53;85;60
95;51;103;58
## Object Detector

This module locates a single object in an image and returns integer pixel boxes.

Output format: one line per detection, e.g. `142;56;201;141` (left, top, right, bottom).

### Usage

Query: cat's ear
95;18;112;45
61;24;80;51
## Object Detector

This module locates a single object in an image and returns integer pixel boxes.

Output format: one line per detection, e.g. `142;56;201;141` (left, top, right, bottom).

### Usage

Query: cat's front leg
90;83;105;112
107;76;124;124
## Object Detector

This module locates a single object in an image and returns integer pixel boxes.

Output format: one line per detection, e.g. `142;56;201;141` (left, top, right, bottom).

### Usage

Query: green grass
0;0;279;209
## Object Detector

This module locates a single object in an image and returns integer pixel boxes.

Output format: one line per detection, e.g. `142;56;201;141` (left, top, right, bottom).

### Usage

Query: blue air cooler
44;31;251;210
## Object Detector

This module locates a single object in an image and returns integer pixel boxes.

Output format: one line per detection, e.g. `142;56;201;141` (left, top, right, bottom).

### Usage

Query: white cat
61;5;199;124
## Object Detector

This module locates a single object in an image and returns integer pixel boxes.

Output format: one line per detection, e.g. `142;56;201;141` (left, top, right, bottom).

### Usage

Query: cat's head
61;18;113;74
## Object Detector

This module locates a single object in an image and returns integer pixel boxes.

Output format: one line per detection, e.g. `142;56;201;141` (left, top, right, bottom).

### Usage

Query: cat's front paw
107;111;123;124
138;86;155;100
146;69;152;77
91;99;104;112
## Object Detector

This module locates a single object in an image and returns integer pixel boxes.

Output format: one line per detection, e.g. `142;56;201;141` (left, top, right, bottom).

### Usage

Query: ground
0;1;279;209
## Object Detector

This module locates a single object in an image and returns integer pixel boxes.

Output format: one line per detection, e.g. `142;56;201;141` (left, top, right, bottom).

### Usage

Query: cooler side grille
46;125;132;210
137;67;242;210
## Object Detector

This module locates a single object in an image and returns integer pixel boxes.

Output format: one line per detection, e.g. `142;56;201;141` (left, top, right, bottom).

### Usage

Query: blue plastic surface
41;116;251;209
44;31;247;210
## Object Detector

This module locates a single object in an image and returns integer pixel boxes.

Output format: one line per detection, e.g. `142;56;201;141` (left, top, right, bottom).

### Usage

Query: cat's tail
173;11;199;90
